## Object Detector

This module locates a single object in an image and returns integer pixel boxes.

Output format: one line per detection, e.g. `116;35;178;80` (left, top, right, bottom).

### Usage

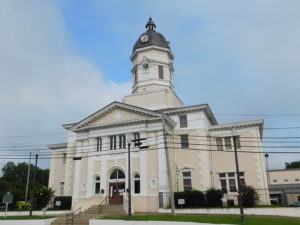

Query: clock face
143;63;149;69
141;34;149;43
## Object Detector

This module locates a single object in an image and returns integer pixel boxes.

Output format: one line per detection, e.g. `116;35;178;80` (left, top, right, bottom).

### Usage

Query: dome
132;18;170;53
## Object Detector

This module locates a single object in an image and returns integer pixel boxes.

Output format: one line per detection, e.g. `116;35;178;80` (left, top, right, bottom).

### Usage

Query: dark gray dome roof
133;18;170;53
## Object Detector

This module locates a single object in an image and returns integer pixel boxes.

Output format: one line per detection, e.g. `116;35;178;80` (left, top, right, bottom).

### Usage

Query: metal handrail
99;196;108;214
66;207;81;225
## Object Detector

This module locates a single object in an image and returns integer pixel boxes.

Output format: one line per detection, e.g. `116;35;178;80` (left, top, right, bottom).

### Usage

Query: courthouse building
48;18;269;212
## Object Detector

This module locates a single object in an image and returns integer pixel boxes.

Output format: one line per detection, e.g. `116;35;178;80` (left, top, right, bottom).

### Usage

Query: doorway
109;182;125;204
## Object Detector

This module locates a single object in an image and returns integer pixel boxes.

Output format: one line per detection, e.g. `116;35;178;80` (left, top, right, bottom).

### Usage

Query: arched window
95;176;101;194
110;169;125;180
134;173;140;194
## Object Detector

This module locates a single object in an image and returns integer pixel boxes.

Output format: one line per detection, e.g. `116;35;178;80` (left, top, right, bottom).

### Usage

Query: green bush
241;185;259;207
34;185;54;210
205;189;223;207
53;196;72;210
174;190;205;208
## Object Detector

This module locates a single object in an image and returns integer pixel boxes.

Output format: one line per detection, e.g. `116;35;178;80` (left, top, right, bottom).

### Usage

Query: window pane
219;173;226;178
110;170;118;179
229;179;236;192
117;170;125;179
134;180;140;194
224;137;232;150
220;180;227;193
183;179;191;185
95;183;100;194
228;172;235;177
158;65;164;79
216;138;223;151
240;178;245;186
236;136;241;149
182;171;191;177
179;115;188;128
180;134;189;149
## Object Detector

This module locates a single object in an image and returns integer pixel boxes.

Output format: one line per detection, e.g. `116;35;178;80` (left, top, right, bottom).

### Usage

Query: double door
109;182;125;205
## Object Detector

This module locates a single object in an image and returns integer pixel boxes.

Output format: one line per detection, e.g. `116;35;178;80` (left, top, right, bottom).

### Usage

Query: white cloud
0;0;130;169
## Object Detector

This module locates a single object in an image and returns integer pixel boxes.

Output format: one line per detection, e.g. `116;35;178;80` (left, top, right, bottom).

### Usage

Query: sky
0;0;300;171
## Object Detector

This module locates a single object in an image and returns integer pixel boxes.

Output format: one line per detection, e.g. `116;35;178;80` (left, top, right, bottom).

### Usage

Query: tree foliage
0;161;49;209
34;185;54;209
285;160;300;169
240;185;259;207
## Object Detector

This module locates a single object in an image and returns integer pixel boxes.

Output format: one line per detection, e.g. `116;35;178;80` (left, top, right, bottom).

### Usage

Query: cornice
209;119;263;131
130;45;174;61
47;143;67;150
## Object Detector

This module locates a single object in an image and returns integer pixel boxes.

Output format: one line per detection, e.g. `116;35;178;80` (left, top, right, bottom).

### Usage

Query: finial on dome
145;17;156;31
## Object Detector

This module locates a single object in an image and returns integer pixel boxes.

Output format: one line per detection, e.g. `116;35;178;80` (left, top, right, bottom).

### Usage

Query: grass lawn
0;216;55;220
101;214;300;225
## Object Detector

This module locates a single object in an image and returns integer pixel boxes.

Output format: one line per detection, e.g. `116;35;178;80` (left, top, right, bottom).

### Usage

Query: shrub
240;185;259;207
53;196;72;210
34;185;54;209
205;189;223;207
174;190;205;208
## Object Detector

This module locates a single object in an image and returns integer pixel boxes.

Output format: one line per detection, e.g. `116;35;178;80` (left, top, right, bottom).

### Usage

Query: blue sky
0;0;300;170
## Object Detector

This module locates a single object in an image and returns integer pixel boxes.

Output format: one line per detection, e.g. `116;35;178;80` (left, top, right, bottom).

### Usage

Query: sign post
3;192;13;219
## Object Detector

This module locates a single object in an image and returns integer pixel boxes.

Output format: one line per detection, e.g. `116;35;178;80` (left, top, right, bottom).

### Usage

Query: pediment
71;101;162;131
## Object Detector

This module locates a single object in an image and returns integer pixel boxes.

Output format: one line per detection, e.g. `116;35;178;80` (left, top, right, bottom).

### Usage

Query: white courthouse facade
48;19;269;212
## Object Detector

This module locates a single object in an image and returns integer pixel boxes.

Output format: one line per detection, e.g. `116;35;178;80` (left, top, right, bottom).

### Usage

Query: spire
145;17;156;31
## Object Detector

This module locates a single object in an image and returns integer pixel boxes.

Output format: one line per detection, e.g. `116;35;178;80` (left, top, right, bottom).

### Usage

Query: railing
99;196;109;214
66;207;81;225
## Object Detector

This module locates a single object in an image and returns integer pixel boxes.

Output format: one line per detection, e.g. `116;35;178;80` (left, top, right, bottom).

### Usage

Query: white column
86;138;95;197
140;146;148;195
73;141;82;204
101;155;108;195
157;131;169;192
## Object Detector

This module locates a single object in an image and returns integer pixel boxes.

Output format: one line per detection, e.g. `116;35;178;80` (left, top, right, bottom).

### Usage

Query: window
182;171;192;191
110;135;117;150
119;134;126;149
219;172;245;193
96;137;102;152
134;174;140;194
224;137;232;150
180;134;189;149
158;65;164;79
273;179;278;183
295;178;300;182
215;136;241;151
298;196;300;202
110;169;125;180
179;115;188;128
134;132;140;141
134;70;137;84
216;138;223;151
62;153;67;164
284;179;288;183
95;176;101;194
60;182;64;196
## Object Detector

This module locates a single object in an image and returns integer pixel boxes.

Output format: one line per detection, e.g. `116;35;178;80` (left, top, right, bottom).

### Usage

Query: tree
285;160;300;169
205;188;223;207
34;185;54;209
240;185;259;207
0;161;50;209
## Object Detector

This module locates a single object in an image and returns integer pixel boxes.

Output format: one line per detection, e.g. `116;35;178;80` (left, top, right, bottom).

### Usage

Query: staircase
51;205;125;225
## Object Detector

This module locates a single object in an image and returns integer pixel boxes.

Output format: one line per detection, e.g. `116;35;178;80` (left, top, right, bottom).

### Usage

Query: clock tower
123;18;183;110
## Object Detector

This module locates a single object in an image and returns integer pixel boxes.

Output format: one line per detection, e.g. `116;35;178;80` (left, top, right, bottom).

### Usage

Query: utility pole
162;114;176;216
265;154;271;185
25;152;32;203
232;130;244;223
29;150;39;217
127;143;132;217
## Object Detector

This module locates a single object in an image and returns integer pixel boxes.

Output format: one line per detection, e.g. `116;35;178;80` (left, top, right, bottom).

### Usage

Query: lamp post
232;129;244;223
29;149;39;217
127;143;132;217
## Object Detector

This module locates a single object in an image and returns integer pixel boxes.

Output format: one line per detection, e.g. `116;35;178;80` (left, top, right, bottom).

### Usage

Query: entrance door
109;182;125;204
